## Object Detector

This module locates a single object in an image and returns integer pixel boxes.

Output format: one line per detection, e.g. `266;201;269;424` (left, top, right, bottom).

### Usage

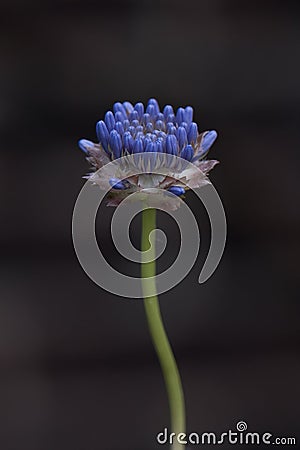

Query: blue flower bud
133;138;144;154
145;141;156;153
157;112;165;122
109;178;127;190
176;107;186;125
142;113;151;125
153;142;159;153
115;111;124;123
158;130;166;138
135;131;144;140
115;121;124;135
146;122;154;133
78;139;94;154
134;102;144;118
177;126;188;149
96;120;110;153
147;98;160;114
180;121;188;130
109;130;122;159
146;104;156;118
166;123;176;135
123;101;134;115
143;137;152;150
163;105;174;119
168;186;185;196
128;126;135;135
167;113;175;123
180;144;194;161
123;119;130;130
187;122;198;144
123;131;134;152
166;134;178;155
129;110;139;122
113;102;127;119
155;120;164;130
156;138;164;153
201;130;218;152
131;119;139;128
104;111;115;132
185;106;193;124
136;125;144;133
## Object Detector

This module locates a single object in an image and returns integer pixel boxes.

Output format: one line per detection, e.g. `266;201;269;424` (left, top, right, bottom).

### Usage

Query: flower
78;98;219;207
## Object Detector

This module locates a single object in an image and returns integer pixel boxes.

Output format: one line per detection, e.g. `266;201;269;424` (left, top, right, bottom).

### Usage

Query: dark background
1;0;300;449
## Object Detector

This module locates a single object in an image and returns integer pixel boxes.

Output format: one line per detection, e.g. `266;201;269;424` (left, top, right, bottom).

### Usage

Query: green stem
141;207;186;450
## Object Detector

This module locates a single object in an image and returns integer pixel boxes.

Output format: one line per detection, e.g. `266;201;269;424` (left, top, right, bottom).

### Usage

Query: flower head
78;98;219;207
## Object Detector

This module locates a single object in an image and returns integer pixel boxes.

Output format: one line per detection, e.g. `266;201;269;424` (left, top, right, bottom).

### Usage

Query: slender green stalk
141;207;186;450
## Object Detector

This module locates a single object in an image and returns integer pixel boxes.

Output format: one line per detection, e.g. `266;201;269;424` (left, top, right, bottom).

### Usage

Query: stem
141;207;186;450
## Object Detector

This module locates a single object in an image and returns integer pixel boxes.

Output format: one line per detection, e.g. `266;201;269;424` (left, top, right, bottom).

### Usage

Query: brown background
0;0;299;449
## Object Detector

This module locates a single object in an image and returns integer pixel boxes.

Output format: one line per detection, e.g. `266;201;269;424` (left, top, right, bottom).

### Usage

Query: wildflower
78;98;219;207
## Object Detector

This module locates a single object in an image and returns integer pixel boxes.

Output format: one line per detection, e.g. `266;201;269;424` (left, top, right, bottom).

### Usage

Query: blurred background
1;0;300;449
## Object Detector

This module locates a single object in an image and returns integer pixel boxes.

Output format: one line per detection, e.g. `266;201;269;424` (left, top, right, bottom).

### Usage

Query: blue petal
166;134;178;155
158;131;166;139
132;119;139;128
115;121;124;135
113;102;127;119
180;145;194;161
192;130;218;162
201;130;218;152
135;131;144;140
163;105;174;119
166;123;176;134
151;142;158;153
109;177;127;190
147;98;160;114
145;142;155;152
176;107;185;125
104;111;115;132
166;113;175;123
115;111;124;123
184;106;193;124
78;139;94;154
156;138;164;153
123;119;130;130
168;186;185;196
180;121;188;130
109;130;122;159
177;126;188;149
146;104;156;118
129;110;139;122
96;120;110;153
133;138;144;154
187;122;198;144
155;120;164;130
146;122;154;133
143;137;152;150
123;101;134;115
134;102;144;118
142;113;151;125
123;131;134;152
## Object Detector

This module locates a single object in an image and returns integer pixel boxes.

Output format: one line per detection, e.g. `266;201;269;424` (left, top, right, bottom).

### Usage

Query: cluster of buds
78;98;219;206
